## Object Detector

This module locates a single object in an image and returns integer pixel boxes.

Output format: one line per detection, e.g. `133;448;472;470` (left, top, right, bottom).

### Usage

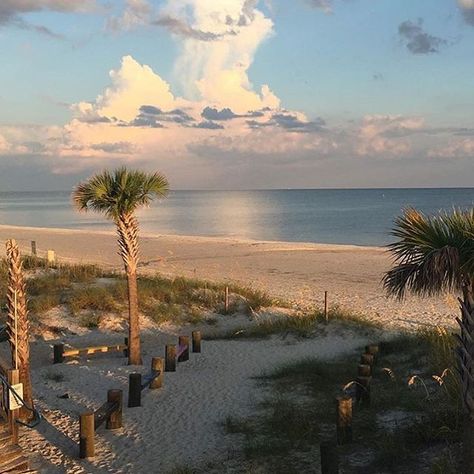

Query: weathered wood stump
336;396;352;445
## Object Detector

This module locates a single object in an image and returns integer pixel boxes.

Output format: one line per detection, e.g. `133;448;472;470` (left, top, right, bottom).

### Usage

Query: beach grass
222;328;461;472
0;256;279;329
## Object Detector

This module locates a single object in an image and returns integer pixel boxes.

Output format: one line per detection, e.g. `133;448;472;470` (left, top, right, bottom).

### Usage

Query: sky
0;0;473;191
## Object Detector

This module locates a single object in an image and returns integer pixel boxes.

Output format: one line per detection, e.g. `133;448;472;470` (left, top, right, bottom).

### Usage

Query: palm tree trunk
116;213;142;365
458;281;474;473
127;270;141;365
5;239;33;421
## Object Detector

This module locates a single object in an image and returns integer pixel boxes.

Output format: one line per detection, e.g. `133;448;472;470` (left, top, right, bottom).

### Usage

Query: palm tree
383;207;474;472
6;239;33;421
73;167;169;365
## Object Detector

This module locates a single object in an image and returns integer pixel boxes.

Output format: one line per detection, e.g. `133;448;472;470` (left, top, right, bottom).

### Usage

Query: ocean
0;188;473;246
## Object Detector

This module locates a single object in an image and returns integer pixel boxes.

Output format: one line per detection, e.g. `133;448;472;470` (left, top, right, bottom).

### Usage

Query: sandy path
21;327;369;473
0;224;457;329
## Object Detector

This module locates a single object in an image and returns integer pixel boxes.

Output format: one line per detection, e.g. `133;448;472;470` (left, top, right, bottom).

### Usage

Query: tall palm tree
73;167;169;365
383;207;474;472
6;239;33;421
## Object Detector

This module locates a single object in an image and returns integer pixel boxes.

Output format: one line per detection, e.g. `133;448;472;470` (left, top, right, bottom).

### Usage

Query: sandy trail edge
0;224;457;329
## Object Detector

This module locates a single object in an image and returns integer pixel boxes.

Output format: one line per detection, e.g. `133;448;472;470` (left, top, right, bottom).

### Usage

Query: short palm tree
73;167;169;365
383;207;474;472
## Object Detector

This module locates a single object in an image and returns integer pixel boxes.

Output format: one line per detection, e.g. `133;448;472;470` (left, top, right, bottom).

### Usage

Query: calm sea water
0;189;473;246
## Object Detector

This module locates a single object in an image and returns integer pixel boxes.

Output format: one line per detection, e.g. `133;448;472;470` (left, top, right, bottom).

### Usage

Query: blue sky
0;0;473;190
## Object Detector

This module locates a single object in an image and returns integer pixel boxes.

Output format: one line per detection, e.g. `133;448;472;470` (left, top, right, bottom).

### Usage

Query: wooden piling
53;343;65;364
165;345;176;372
150;358;164;389
365;344;379;361
320;442;339;474
358;364;371;377
31;241;37;257
360;353;375;367
128;373;142;408
178;336;189;362
324;291;328;323
336;396;352;445
192;331;201;353
106;389;123;430
225;286;229;313
79;412;95;458
356;376;371;406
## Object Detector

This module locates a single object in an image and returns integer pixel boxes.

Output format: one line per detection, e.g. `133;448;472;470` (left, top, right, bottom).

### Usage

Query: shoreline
0;223;386;252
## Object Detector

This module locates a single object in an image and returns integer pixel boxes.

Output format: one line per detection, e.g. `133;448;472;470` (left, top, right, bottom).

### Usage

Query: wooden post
165;345;176;372
320;442;339;474
324;291;328;323
192;331;201;353
123;337;129;357
356;376;371;406
336;396;352;445
47;250;55;265
7;369;20;444
360;353;375;367
106;389;123;430
150;358;164;389
128;373;142;408
178;336;189;362
31;241;37;257
79;412;95;458
366;344;379;361
53;343;65;364
358;364;371;377
225;286;229;313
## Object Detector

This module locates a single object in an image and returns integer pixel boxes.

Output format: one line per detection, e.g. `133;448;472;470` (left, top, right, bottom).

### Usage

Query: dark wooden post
7;369;20;444
366;344;379;361
123;337;129;357
106;389;123;430
79;412;95;458
358;364;371;377
360;353;375;367
31;241;37;257
192;331;201;353
178;336;189;362
165;345;176;372
336;396;352;445
53;343;65;364
225;286;229;313
320;442;339;473
128;373;142;408
150;358;164;389
356;376;371;406
324;291;328;323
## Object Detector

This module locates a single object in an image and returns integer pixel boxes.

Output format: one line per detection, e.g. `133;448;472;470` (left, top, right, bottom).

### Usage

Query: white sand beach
0;224;457;330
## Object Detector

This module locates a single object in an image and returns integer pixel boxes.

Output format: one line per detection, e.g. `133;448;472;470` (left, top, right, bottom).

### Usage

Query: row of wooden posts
321;343;379;474
78;331;201;458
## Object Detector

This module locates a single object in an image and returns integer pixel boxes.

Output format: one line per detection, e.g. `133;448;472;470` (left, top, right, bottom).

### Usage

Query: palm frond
72;167;169;220
384;207;474;298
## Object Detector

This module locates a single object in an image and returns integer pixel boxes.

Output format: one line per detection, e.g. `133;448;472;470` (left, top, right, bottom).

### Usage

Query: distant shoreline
0;223;385;252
